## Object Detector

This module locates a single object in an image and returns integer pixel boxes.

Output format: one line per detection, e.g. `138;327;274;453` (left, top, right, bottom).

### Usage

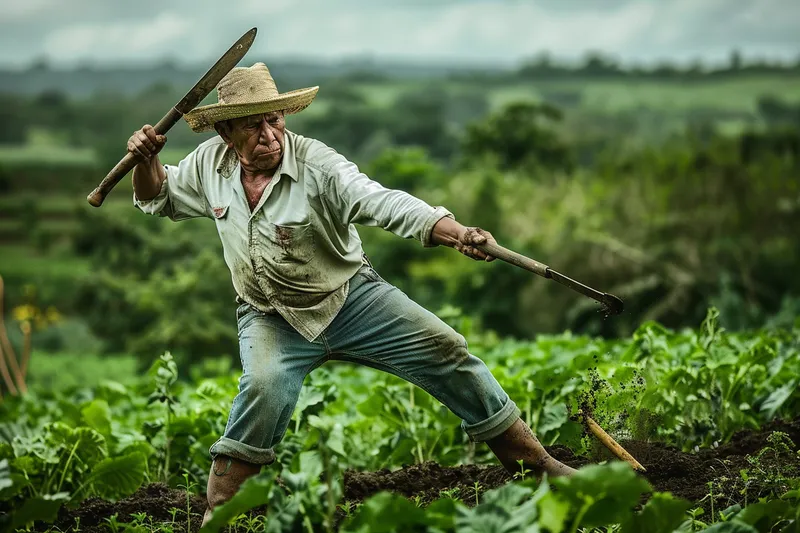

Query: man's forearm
431;216;466;248
431;216;496;262
132;156;167;201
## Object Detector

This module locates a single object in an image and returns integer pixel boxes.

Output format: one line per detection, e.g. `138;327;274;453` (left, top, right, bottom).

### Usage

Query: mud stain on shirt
275;226;292;254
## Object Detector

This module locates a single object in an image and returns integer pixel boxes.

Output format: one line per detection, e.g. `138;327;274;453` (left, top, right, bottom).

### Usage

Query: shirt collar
216;130;298;182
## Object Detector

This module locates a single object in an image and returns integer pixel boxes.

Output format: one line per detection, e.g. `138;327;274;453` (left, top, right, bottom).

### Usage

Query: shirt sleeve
322;154;454;247
133;148;210;221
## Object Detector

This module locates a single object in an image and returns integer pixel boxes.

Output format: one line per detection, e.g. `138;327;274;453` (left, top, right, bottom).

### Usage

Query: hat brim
184;86;319;133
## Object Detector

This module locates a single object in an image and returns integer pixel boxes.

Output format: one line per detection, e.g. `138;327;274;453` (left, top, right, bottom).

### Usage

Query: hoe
476;242;645;472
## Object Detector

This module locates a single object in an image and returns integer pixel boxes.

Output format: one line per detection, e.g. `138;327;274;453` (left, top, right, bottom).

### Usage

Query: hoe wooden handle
583;413;646;472
476;241;550;277
86;107;183;207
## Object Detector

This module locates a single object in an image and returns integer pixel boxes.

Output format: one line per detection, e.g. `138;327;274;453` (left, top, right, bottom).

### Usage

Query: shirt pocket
211;204;230;220
266;221;315;265
209;189;233;221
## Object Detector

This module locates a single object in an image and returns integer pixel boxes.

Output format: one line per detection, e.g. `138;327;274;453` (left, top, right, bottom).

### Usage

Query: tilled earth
42;417;800;532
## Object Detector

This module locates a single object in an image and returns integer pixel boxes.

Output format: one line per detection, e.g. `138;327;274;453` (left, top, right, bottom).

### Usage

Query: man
129;62;575;523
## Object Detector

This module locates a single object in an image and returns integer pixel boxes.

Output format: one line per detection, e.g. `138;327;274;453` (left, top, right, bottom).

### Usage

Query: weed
338;500;360;518
513;459;532;481
438;487;461;502
472;480;483;506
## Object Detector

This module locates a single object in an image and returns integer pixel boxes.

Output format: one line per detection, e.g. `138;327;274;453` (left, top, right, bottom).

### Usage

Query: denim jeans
209;265;520;465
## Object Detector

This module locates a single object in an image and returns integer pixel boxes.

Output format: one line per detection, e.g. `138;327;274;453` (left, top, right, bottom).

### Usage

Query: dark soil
39;417;800;532
47;484;207;533
344;417;800;509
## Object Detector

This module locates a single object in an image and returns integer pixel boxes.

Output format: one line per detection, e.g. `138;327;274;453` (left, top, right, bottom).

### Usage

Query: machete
86;27;257;207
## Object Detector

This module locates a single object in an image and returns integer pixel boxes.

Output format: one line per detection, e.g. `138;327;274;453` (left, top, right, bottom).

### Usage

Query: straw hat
184;62;319;132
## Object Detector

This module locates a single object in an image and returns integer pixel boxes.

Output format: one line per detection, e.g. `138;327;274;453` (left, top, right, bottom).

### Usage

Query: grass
0;144;96;166
0;244;90;280
349;75;800;113
26;350;140;390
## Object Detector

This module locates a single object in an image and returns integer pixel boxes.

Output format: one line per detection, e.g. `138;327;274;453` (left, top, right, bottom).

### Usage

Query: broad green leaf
298;451;323;481
423;497;462;530
10;492;70;529
327;423;347;457
538;490;570;533
700;522;759;532
81;399;112;436
47;423;107;468
264;492;301;533
295;387;326;415
552;462;651;527
455;483;539;533
356;393;386;418
538;403;569;435
11;455;42;476
733;499;793;530
477;482;533;512
0;460;11;492
759;380;796;419
86;451;147;500
97;380;129;403
620;492;692;533
341;491;427;532
200;470;276;533
0;473;30;501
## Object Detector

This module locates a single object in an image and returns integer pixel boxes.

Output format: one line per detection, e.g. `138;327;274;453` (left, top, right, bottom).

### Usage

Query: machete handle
86;106;183;207
476;241;550;278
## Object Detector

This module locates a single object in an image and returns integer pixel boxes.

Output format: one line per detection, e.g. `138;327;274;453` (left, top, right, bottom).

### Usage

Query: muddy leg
487;418;577;478
201;455;262;526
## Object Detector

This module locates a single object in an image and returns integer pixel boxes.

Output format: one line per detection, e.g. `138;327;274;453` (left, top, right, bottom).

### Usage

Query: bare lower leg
201;455;262;526
487;418;577;478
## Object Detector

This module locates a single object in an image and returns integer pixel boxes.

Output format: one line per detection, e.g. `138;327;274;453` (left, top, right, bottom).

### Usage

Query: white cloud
4;0;62;22
1;0;796;67
42;12;192;62
249;0;660;61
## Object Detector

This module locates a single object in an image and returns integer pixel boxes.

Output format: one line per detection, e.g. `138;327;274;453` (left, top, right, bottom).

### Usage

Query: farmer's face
223;111;286;173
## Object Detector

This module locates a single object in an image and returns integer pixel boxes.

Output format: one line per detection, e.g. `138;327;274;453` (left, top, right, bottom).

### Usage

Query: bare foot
488;418;579;479
538;455;577;477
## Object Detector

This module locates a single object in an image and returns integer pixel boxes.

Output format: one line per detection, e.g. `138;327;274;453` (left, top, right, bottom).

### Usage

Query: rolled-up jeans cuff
461;398;521;442
209;437;276;465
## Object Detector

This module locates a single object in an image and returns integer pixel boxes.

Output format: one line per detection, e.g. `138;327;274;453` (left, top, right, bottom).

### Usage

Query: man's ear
214;121;234;149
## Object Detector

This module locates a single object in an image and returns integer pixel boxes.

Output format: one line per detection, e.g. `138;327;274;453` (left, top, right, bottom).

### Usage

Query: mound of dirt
37;417;800;532
628;416;800;504
48;483;207;533
344;417;800;509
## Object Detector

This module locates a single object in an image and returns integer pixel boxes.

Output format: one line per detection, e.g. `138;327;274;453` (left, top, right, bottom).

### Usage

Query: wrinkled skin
215;111;286;211
216;111;286;176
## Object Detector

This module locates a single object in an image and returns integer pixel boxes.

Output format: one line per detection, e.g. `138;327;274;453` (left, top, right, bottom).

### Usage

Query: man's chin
254;154;281;171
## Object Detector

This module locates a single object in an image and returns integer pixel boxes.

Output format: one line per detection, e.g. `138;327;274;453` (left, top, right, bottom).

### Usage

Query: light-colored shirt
134;130;453;341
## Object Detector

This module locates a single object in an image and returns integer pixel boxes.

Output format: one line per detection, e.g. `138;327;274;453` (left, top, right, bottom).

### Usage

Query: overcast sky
2;0;798;68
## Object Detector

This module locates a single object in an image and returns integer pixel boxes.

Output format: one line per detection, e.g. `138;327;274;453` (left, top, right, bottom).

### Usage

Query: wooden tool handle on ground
86;107;183;207
583;414;646;472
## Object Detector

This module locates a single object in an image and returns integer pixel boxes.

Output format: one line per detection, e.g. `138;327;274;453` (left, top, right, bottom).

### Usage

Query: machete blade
174;27;258;114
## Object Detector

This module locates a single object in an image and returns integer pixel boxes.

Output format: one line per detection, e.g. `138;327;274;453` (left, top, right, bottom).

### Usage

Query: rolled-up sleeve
322;155;453;247
133;148;209;221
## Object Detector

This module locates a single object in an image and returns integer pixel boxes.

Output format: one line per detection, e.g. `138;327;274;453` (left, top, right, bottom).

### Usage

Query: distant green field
0;144;96;166
2;74;796;171
351;75;800;113
0;244;89;280
0;144;194;167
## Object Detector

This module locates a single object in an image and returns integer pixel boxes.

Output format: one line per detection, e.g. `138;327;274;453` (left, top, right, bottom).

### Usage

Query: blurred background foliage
0;53;799;364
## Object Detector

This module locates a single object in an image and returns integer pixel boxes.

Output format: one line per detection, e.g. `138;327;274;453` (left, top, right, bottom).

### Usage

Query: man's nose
259;118;276;142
